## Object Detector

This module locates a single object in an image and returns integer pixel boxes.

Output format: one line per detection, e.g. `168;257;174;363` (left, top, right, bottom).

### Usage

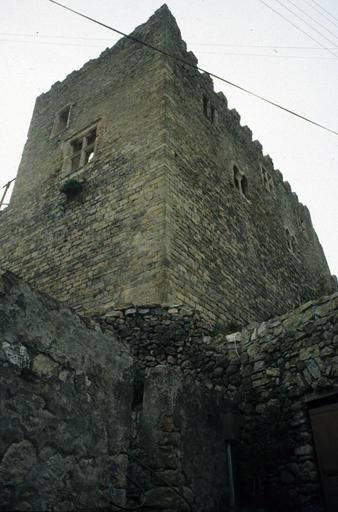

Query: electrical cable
274;0;338;50
308;0;338;25
0;38;108;48
194;51;337;60
47;0;338;136
3;38;338;60
303;0;338;30
3;31;338;51
257;0;338;58
283;0;338;42
191;43;338;49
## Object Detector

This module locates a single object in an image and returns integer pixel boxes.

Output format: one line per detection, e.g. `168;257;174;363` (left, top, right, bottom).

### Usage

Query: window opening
203;95;209;118
202;95;216;124
70;127;97;172
291;235;297;254
51;105;71;136
285;228;298;256
210;105;215;123
241;174;248;197
233;165;241;191
261;166;274;193
233;164;249;200
59;107;70;131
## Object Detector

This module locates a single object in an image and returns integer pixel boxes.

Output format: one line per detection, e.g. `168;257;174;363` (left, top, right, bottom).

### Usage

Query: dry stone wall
124;366;234;512
0;270;237;512
223;291;338;511
1;267;337;511
100;291;338;511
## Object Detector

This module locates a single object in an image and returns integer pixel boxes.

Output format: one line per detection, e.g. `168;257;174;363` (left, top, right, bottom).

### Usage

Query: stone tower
0;5;334;324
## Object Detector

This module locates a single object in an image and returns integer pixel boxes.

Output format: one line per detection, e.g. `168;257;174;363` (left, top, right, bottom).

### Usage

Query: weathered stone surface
0;5;334;329
145;487;190;510
1;342;30;369
0;271;133;511
133;366;232;512
104;290;336;511
32;354;58;377
0;440;37;485
0;10;336;511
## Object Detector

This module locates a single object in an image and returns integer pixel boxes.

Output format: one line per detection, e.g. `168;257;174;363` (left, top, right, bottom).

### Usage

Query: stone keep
0;5;334;325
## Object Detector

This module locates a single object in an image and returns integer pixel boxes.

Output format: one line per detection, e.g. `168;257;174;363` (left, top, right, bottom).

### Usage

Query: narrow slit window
210;105;215;123
203;95;209;118
233;164;249;200
202;95;216;123
233;165;241;191
285;228;298;256
241;174;248;197
261;166;274;193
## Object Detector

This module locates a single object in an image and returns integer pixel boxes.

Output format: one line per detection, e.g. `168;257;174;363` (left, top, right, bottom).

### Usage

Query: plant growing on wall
60;179;84;199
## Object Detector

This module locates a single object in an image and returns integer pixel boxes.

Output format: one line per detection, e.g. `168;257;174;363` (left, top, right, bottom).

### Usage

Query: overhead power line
3;37;338;60
197;51;337;60
303;0;338;30
284;0;338;42
3;31;338;51
192;43;338;50
274;0;338;48
308;0;338;25
257;0;338;58
47;0;338;136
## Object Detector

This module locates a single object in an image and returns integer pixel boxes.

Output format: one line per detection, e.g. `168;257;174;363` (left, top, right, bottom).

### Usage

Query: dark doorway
309;396;338;512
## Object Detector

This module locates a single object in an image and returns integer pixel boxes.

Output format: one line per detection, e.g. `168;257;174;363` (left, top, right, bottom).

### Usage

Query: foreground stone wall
223;291;338;510
101;292;338;511
1;267;337;511
0;270;133;511
124;366;234;512
1;271;237;511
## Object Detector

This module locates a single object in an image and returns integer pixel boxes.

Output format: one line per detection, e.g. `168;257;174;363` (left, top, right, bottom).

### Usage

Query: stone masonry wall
99;291;338;511
123;366;234;512
1;267;337;510
0;5;334;327
222;291;338;511
163;50;334;324
1;271;238;512
0;270;133;511
0;9;172;316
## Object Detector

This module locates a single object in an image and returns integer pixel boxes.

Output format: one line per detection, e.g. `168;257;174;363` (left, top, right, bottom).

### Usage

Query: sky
0;0;337;275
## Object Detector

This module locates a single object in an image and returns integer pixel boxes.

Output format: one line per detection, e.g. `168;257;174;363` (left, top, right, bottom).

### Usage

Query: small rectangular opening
59;107;70;131
203;95;209;117
51;105;71;137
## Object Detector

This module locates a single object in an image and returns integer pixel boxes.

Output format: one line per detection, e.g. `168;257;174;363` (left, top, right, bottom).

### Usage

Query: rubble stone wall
0;270;133;511
100;291;338;510
0;271;236;512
